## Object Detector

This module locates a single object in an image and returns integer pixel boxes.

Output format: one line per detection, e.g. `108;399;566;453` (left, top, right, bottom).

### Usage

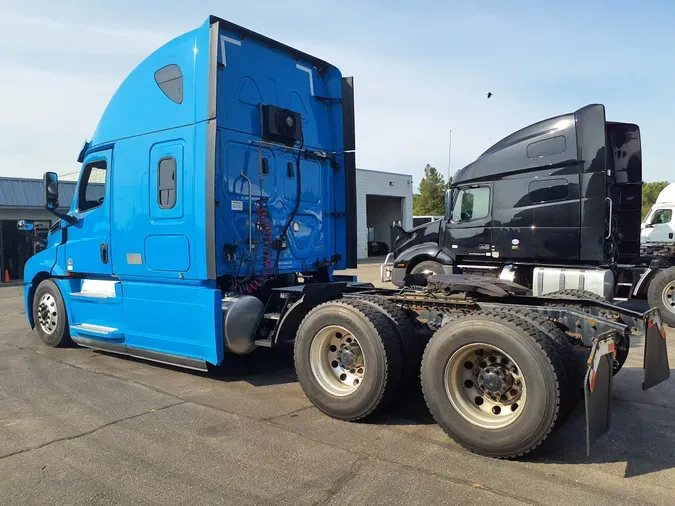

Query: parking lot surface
2;279;675;505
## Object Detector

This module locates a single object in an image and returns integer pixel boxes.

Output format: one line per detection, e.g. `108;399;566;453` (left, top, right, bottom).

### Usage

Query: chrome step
264;313;281;320
71;323;118;335
254;339;273;348
70;291;114;299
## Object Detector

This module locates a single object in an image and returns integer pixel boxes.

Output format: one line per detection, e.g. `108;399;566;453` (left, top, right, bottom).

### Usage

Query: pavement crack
312;456;367;506
0;401;184;461
261;405;313;421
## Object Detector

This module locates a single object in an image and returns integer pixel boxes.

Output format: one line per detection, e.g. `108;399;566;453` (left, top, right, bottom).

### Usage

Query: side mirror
17;220;34;232
444;189;452;217
44;172;59;210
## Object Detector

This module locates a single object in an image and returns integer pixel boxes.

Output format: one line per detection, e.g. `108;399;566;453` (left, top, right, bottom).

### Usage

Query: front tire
294;299;403;421
648;267;675;327
421;311;565;458
410;260;445;277
32;279;72;347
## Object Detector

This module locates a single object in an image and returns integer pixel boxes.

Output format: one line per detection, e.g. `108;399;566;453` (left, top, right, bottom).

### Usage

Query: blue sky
1;0;674;188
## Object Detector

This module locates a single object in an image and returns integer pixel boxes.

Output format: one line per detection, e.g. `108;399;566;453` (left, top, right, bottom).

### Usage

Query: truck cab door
65;150;113;276
642;208;674;244
445;185;493;259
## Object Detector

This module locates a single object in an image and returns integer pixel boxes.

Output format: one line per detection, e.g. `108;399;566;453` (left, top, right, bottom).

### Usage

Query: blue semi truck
17;15;670;459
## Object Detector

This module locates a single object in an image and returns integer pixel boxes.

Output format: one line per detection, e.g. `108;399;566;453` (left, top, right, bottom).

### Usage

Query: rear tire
32;279;72;347
648;267;675;327
421;310;566;458
545;289;628;375
356;295;425;382
546;289;608;303
294;299;403;421
494;307;581;419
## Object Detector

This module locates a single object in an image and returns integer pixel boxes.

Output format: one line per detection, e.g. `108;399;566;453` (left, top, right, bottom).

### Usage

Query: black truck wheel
545;289;629;375
546;289;608;303
410;260;445;277
32;279;72;347
648;267;675;327
294;299;403;421
421;310;566;458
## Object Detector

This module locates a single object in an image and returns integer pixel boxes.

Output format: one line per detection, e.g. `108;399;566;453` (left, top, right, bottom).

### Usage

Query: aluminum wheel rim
444;343;527;429
662;280;675;315
37;293;58;335
309;325;365;396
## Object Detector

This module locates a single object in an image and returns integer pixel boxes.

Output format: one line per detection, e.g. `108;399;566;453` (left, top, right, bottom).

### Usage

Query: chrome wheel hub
37;293;58;335
662;281;675;315
445;343;526;429
309;325;365;396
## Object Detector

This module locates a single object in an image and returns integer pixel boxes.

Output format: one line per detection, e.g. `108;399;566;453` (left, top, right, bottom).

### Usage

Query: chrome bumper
380;253;394;283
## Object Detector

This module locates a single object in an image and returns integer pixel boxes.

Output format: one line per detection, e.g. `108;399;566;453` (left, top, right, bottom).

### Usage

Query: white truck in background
642;182;675;246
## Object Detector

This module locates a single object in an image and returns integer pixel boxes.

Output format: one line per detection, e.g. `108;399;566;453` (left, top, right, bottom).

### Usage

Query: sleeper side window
78;161;107;212
452;187;490;222
158;157;177;209
154;64;183;104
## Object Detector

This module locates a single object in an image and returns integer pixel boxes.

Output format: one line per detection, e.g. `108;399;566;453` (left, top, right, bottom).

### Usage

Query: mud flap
584;336;614;456
643;310;670;390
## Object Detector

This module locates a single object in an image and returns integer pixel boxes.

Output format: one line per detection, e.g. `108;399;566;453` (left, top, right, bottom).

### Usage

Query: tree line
413;164;669;220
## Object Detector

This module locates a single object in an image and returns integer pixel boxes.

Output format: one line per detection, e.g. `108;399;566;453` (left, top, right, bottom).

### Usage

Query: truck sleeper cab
19;18;670;460
23;15;357;368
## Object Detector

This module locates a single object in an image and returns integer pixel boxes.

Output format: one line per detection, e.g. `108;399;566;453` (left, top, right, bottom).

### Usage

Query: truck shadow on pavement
525;366;675;478
91;343;675;475
91;343;299;387
205;345;298;386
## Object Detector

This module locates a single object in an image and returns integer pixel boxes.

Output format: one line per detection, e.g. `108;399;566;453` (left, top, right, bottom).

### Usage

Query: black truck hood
394;219;443;257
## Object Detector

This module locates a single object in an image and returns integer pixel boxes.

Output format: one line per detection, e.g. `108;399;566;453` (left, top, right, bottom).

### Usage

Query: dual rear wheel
294;300;570;458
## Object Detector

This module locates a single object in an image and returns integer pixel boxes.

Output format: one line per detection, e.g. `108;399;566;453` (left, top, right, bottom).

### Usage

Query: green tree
413;164;448;216
642;181;670;219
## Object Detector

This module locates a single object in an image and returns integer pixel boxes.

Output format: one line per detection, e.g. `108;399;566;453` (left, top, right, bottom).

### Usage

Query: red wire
238;199;273;294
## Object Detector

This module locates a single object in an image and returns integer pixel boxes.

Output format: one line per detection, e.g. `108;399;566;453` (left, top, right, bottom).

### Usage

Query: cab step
71;323;124;340
263;313;281;320
254;339;274;348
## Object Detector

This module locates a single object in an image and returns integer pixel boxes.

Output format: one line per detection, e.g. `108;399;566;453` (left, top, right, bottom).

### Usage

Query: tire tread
421;309;566;458
294;298;403;421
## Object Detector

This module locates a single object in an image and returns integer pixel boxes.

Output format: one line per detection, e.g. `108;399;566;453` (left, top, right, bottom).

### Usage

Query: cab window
78;160;107;212
452;187;490;222
651;209;673;225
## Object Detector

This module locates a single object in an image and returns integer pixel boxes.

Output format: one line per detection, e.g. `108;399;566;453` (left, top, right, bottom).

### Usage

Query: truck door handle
100;243;109;264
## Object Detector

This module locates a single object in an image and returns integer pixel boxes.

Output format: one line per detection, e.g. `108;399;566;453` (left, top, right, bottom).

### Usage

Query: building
356;169;413;260
0;167;412;280
61;171;106;183
0;177;76;281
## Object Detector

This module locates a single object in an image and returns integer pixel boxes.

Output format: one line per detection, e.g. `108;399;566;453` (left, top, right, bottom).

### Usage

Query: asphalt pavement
2;282;675;505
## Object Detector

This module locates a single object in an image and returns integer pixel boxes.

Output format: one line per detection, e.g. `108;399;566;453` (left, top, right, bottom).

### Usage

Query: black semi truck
382;104;675;325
